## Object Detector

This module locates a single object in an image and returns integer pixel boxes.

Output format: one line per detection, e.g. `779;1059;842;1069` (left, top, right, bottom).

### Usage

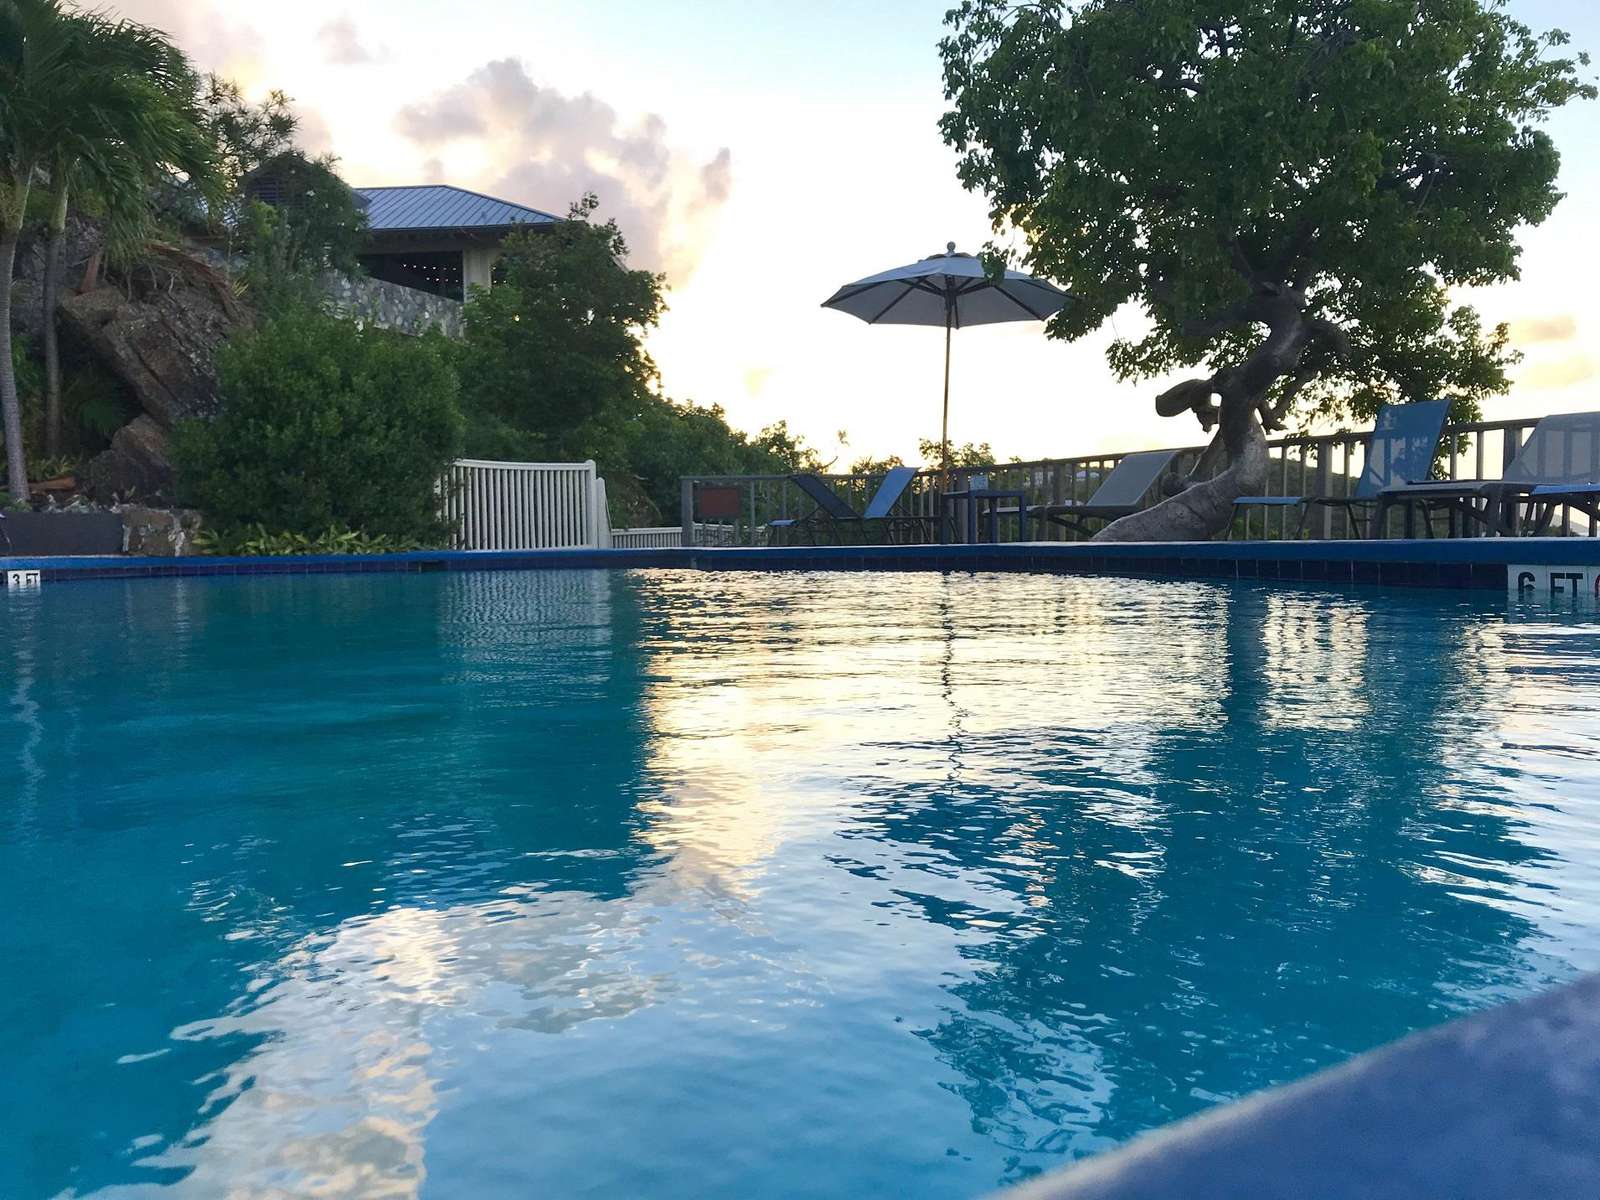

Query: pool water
4;570;1599;1199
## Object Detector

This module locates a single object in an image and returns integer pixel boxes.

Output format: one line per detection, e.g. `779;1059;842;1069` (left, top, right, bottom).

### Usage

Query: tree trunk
1092;418;1268;541
1093;289;1317;543
42;182;68;459
1;228;30;504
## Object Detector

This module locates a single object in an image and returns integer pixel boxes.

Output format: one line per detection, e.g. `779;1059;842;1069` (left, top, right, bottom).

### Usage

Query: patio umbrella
821;243;1073;484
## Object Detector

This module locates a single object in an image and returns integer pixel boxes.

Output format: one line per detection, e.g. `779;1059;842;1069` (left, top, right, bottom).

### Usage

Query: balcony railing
678;416;1595;547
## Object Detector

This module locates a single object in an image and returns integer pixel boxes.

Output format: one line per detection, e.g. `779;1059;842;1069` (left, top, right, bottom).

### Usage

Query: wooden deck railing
677;416;1595;547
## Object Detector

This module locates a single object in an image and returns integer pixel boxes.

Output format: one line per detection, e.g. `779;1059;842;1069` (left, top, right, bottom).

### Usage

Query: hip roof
354;185;561;233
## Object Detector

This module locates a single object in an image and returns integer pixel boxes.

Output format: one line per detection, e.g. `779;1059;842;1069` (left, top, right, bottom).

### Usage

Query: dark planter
0;511;124;556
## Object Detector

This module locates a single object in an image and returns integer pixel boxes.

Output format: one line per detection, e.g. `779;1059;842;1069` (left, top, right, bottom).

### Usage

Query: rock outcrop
60;247;253;501
87;416;176;500
9;216;105;342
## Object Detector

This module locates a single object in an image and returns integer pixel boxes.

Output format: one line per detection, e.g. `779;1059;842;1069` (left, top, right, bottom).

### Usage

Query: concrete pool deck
5;536;1600;595
1001;970;1600;1200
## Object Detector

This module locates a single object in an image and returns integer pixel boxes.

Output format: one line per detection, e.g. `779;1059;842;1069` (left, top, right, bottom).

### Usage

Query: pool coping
4;536;1600;591
999;969;1600;1200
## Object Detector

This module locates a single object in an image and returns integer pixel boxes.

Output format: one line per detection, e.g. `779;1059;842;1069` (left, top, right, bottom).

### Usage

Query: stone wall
320;272;464;339
193;250;466;339
120;506;204;556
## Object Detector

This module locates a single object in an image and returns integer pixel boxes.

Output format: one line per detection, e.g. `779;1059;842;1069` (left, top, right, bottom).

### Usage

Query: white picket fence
611;526;683;548
610;524;739;548
441;459;612;551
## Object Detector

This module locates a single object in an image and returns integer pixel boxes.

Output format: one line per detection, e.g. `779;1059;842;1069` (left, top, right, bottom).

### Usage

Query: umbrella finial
946;241;956;255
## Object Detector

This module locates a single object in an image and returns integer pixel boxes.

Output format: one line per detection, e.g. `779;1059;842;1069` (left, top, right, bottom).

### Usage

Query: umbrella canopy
822;243;1071;329
822;244;1072;485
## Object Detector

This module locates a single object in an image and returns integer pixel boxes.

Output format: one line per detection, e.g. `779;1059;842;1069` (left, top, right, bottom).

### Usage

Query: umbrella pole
939;308;952;497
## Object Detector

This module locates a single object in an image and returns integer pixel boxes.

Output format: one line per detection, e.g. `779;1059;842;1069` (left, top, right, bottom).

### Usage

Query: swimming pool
4;569;1598;1198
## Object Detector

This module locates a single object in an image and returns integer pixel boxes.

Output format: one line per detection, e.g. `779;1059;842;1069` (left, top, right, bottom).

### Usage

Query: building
352;185;561;301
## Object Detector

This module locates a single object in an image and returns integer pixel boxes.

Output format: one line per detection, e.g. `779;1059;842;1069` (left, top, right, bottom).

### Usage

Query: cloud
394;59;732;283
1509;314;1578;345
1520;354;1596;390
113;0;337;158
111;0;263;77
294;106;336;158
317;16;385;65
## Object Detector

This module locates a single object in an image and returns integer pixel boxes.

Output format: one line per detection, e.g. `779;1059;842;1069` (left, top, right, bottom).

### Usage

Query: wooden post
680;477;695;548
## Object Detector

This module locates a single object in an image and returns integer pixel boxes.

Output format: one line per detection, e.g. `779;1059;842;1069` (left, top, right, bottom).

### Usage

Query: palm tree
37;14;212;458
0;0;71;502
0;0;211;499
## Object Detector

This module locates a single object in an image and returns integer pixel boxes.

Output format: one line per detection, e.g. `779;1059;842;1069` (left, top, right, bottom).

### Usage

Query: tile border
4;537;1599;590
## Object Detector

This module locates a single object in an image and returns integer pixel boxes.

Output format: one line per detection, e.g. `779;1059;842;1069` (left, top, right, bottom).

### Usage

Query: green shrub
175;307;463;543
194;523;425;556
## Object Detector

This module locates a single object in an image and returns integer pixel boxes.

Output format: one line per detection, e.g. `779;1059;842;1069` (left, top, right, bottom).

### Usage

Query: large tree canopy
941;0;1594;539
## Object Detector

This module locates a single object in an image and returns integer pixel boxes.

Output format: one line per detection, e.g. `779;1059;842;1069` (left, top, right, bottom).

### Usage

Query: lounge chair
766;467;927;544
1021;449;1180;537
1377;411;1600;536
1233;400;1451;538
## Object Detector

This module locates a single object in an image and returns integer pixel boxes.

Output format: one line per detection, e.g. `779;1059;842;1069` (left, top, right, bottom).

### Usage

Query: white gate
442;459;612;550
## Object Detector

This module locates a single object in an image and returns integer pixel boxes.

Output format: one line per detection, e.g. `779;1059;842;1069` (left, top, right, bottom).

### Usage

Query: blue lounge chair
1021;449;1180;537
1378;410;1600;536
1233;400;1450;538
767;467;926;544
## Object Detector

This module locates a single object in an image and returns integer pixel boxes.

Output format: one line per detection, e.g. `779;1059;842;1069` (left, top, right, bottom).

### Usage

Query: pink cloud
395;59;733;283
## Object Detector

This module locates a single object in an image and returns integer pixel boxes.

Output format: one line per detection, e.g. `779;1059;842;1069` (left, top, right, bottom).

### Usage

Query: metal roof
353;185;561;234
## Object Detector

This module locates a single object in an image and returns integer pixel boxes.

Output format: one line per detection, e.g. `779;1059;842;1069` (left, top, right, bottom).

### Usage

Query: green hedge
176;308;463;543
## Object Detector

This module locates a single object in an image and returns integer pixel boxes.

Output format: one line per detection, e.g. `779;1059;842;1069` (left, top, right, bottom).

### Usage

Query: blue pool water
3;569;1600;1199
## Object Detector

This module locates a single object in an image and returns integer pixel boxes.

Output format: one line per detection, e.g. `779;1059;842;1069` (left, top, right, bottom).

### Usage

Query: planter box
0;511;124;556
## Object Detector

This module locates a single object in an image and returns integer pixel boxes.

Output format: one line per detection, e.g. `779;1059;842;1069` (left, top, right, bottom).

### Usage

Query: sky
113;0;1600;465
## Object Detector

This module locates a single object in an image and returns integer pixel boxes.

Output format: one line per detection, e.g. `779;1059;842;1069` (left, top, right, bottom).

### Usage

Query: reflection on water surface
2;570;1598;1198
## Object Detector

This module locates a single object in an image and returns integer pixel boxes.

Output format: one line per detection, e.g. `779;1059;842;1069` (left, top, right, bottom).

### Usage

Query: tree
459;194;664;470
234;153;369;315
198;77;297;199
620;403;826;523
157;80;364;313
37;12;213;458
150;76;295;235
458;194;829;525
941;0;1595;541
0;0;71;501
850;438;1003;474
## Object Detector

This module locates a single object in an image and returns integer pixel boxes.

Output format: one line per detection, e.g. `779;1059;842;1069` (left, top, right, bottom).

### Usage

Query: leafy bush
194;524;425;556
174;307;464;544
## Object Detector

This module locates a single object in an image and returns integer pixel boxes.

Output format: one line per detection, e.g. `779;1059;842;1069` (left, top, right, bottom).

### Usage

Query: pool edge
5;538;1599;591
